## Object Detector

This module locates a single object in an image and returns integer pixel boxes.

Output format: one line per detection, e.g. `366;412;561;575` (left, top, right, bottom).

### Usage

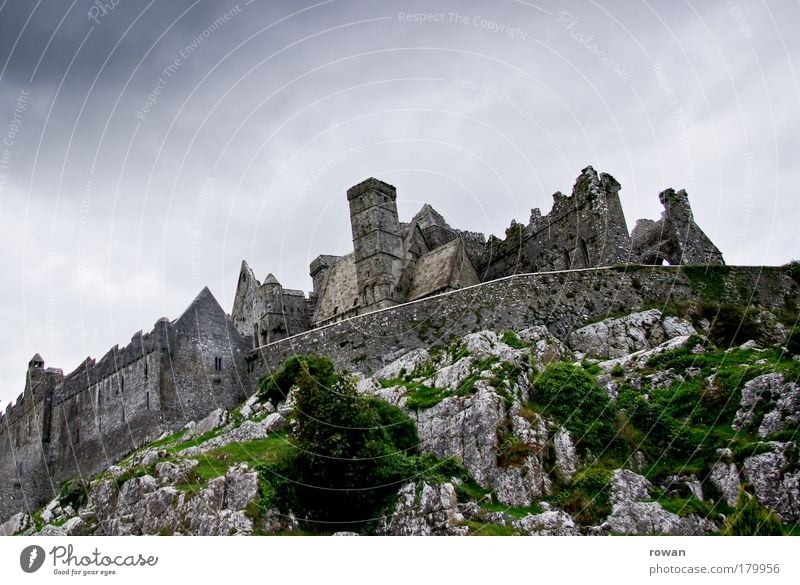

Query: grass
177;433;294;488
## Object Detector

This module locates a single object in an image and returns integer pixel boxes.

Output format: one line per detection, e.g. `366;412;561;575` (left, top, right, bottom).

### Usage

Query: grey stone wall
249;265;798;379
477;166;632;280
631;188;725;265
0;287;253;524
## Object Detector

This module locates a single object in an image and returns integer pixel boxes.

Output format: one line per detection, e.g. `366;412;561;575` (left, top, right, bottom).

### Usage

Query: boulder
742;442;800;524
513;510;579;535
732;373;800;437
553;428;577;484
379;482;467;535
709;461;740;507
187;408;229;439
569;310;694;359
0;512;29;536
415;384;551;507
610;469;652;504
374;348;430;381
518;326;569;368
603;502;715;535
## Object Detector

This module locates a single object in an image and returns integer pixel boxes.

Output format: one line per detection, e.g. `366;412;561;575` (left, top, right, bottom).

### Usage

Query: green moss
683;265;731;302
501;330;527;350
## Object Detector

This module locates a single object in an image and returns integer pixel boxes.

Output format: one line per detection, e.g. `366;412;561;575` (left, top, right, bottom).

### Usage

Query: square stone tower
347;177;406;310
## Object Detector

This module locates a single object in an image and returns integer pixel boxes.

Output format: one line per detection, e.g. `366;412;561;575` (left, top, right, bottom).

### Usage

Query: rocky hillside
3;307;799;536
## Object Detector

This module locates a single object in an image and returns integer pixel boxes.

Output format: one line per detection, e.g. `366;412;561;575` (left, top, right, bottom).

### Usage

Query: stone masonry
233;166;726;349
0;288;252;523
0;166;752;524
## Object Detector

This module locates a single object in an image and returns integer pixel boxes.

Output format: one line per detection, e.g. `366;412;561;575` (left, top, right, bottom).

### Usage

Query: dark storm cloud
0;0;798;406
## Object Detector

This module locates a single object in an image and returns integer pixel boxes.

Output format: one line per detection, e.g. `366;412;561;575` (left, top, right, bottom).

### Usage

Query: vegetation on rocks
10;304;800;537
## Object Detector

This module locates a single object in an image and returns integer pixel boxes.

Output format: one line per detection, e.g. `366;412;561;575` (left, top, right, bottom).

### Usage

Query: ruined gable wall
164;290;251;425
478;168;631;281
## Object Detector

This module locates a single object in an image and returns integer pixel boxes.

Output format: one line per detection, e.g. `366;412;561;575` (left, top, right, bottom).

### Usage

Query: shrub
560;466;614;525
697;303;761;348
531;363;626;457
59;479;88;511
257;356;423;529
258;355;335;406
722;488;784;536
610;363;625;378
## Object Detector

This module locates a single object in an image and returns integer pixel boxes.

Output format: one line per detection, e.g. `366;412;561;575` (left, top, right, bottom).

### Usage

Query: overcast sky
0;0;798;407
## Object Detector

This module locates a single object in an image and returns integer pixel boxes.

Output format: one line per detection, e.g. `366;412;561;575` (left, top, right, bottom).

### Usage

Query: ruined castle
0;166;740;523
231;166;724;347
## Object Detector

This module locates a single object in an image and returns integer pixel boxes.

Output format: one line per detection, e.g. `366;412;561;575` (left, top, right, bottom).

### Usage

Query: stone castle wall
0;288;253;524
248;265;798;379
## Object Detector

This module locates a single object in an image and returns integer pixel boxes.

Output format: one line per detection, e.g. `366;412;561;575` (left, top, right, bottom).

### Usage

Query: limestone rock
118;475;159;507
732;373;800;437
518;326;569;368
155;459;198;486
595;373;619;400
513;510;579;535
187;408;230;439
661;474;704;501
431;356;473;391
462;331;521;362
598;334;696;372
379;482;467;535
374;348;430;381
414;385;551;507
553;428;577;484
709;461;740;507
742;442;800;524
240;393;272;419
568;310;694;359
179;413;285;456
603;502;715;535
611;469;652;504
224;464;260;511
0;512;29;536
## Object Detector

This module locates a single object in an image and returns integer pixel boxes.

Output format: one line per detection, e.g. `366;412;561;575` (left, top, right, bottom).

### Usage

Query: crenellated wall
0;287;252;524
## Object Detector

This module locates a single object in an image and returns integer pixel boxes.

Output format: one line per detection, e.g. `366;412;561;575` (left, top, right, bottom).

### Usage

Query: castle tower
347;178;406;310
24;353;45;396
